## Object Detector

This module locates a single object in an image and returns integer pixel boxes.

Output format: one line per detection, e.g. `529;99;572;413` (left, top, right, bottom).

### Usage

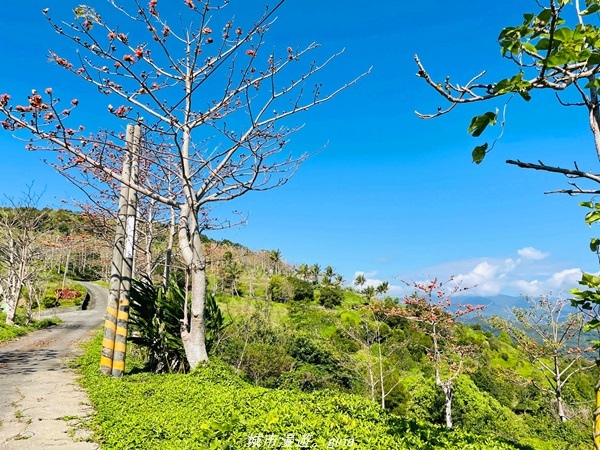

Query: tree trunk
162;206;176;288
178;206;208;369
554;356;568;422
442;383;453;429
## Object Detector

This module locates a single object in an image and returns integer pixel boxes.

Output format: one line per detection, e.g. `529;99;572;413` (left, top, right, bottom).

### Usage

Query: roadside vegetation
0;206;595;448
78;233;593;449
0;314;61;343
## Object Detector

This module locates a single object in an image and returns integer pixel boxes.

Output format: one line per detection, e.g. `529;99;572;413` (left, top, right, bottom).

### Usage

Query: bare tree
0;192;48;325
338;306;403;409
0;1;368;368
489;294;594;422
387;278;482;428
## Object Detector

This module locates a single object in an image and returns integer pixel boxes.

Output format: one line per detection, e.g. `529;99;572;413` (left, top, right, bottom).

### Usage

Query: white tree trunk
178;206;208;369
443;384;453;429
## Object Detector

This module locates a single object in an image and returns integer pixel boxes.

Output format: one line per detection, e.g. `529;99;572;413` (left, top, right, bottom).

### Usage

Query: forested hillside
0;206;595;448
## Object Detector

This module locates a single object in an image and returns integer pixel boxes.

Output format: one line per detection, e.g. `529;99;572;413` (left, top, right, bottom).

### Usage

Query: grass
0;312;62;343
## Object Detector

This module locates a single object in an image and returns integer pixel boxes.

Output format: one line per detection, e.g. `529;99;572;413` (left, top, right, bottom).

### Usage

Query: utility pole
100;124;140;377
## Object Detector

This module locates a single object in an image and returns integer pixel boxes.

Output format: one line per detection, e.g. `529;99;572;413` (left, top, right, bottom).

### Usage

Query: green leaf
585;79;600;89
492;78;513;94
546;50;573;67
584;319;600;332
581;272;600;288
472;143;488;164
581;3;600;15
589;52;600;65
579;48;592;62
590;238;600;252
467;112;497;137
584;210;600;225
523;42;538;54
537;9;553;24
535;38;551;51
553;27;573;42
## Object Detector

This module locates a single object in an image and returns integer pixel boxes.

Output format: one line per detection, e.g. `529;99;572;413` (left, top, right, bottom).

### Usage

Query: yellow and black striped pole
100;124;140;377
111;124;140;377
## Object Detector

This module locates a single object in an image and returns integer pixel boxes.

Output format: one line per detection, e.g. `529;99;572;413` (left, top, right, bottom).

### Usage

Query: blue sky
0;1;598;298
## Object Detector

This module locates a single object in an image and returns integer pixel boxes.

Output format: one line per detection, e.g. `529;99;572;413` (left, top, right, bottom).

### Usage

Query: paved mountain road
0;282;106;449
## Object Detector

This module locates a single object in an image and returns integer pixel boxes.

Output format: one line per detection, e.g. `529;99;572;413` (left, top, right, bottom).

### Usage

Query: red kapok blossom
246;49;256;57
71;99;79;106
135;48;144;59
202;27;212;34
29;95;44;108
54;56;72;68
114;105;128;117
123;54;135;63
0;94;11;107
236;27;242;35
45;87;53;95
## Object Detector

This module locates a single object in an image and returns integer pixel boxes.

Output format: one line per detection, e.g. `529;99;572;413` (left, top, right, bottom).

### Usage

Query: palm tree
269;249;281;275
354;274;366;289
363;286;375;301
296;263;309;281
310;263;321;285
376;281;390;298
321;265;336;286
223;260;244;297
334;274;344;287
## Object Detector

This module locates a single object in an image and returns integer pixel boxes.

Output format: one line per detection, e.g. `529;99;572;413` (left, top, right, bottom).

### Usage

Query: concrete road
0;281;106;449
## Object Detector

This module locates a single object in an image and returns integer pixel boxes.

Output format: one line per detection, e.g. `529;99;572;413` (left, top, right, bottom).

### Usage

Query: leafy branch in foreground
416;0;600;182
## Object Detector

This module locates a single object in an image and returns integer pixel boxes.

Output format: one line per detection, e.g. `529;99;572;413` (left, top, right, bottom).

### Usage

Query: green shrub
287;277;314;302
42;295;60;308
317;286;343;308
267;275;293;303
238;342;295;387
129;276;225;373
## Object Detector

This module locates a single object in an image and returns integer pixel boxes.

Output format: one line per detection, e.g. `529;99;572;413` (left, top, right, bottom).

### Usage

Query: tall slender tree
0;1;367;368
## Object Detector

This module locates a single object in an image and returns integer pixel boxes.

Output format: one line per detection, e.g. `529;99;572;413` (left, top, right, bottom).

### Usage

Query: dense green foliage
78;334;531;449
129;277;225;373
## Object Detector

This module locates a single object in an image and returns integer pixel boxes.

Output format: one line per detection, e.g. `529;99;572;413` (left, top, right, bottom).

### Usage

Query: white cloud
517;247;550;261
362;247;583;300
402;247;580;298
512;268;582;296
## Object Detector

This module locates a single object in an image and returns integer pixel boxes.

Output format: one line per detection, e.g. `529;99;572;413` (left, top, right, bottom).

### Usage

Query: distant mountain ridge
454;294;529;318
